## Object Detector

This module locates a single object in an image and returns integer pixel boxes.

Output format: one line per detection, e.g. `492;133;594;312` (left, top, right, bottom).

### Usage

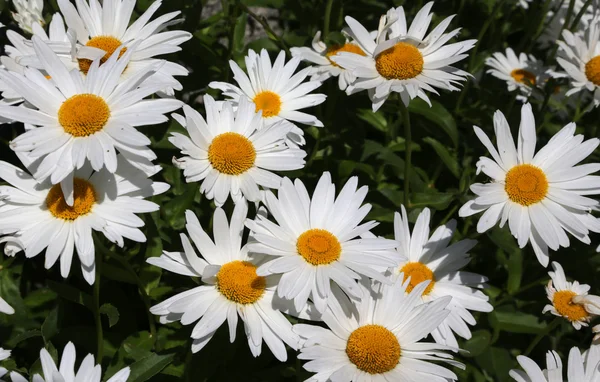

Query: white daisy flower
0;154;169;285
170;95;306;206
543;261;600;330
0;296;14;315
291;31;366;91
486;48;545;101
392;206;493;348
149;201;301;361
10;0;44;34
294;278;463;381
245;171;400;314
209;49;327;146
510;345;600;382
0;37;181;190
9;342;130;382
539;0;598;49
458;103;600;267
555;16;600;108
331;1;476;111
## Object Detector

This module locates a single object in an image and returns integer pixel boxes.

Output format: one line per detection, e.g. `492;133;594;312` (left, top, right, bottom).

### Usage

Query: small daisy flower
9;342;130;382
332;1;476;111
0;37;181;189
291;31;366;91
0;155;169;284
294;278;463;381
10;0;44;34
543;261;600;329
170;95;306;206
392;206;493;348
458;103;600;267
149;201;301;361
486;48;545;101
209;49;327;146
245;172;400;314
510;345;600;382
0;296;14;315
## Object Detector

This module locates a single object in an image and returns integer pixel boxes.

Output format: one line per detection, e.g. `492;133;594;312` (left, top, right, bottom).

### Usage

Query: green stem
400;100;412;208
323;0;334;40
93;251;104;362
547;0;576;62
240;3;290;56
439;205;458;226
524;318;561;356
524;0;554;52
569;0;593;32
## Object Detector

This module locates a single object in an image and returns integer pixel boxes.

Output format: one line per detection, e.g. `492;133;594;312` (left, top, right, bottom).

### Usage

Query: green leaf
506;250;523;295
163;183;197;230
233;13;248;52
127;353;176;382
47;280;93;310
41;307;60;343
423;137;461;178
489;309;547;334
408;99;459;147
411;192;455;210
6;330;42;348
463;330;492;358
99;303;120;328
475;346;514;382
357;109;387;133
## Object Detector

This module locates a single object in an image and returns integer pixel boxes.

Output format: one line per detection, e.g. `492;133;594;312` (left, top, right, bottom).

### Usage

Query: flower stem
323;0;334;40
240;3;290;56
93;250;104;362
400;100;412;208
524;317;561;356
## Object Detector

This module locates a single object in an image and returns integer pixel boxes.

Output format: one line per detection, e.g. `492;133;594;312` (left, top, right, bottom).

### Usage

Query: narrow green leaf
411;192;455;210
489;310;547;334
357;109;387;133
423;137;461;178
506;251;523;295
233;13;248;52
127;353;176;382
47;280;93;311
41;307;60;343
408;99;459;146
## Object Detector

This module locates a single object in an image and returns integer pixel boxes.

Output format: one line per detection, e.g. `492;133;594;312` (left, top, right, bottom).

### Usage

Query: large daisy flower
294;278;463;381
149;201;301;361
0;154;169;284
331;1;476;111
291;31;366;91
9;342;130;382
0;37;181;190
392;206;493;348
245;172;400;314
209;49;326;146
486;48;545;101
543;261;600;330
10;0;43;34
0;296;14;315
510;345;600;382
170;95;306;206
458;103;600;267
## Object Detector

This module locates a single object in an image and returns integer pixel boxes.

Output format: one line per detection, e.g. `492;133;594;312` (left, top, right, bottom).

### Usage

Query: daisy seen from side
458;103;600;267
148;201;301;361
485;48;545;101
170;95;306;206
245;171;400;314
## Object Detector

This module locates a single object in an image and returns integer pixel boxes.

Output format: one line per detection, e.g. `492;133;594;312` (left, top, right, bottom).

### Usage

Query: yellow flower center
400;262;435;295
253;91;282;118
58;94;110;137
78;36;128;75
505;164;548;206
216;261;266;304
326;43;366;67
46;178;97;220
296;229;342;266
510;69;536;86
375;42;424;80
585;55;600;86
207;132;256;175
346;325;401;374
553;290;589;322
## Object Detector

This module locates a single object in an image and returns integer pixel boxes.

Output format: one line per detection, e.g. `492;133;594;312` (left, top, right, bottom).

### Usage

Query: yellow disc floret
553;290;589;322
296;229;342;266
78;36;127;74
46;178;97;220
375;42;424;80
505;164;548;206
216;261;266;304
208;132;256;175
400;262;435;295
585;55;600;86
346;325;401;374
326;43;366;67
253;91;282;118
58;94;110;137
510;69;536;86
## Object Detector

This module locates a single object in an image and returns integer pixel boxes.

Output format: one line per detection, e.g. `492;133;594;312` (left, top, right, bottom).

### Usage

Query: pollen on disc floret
375;42;424;80
253;91;282;118
345;324;401;374
296;228;342;265
553;290;590;322
326;43;366;67
58;94;111;137
46;178;97;220
216;261;266;304
78;36;127;74
208;132;257;175
504;164;549;206
585;55;600;86
400;262;435;295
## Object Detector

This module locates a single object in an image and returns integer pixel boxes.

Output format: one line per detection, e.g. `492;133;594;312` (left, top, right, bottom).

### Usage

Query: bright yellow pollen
78;36;127;74
326;43;366;67
208;132;256;175
553;290;589;322
216;261;266;304
511;69;536;86
44;75;52;80
505;164;548;206
253;91;282;118
46;178;97;220
296;229;341;266
585;55;600;86
375;42;424;80
400;262;435;295
58;94;110;137
346;325;401;374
